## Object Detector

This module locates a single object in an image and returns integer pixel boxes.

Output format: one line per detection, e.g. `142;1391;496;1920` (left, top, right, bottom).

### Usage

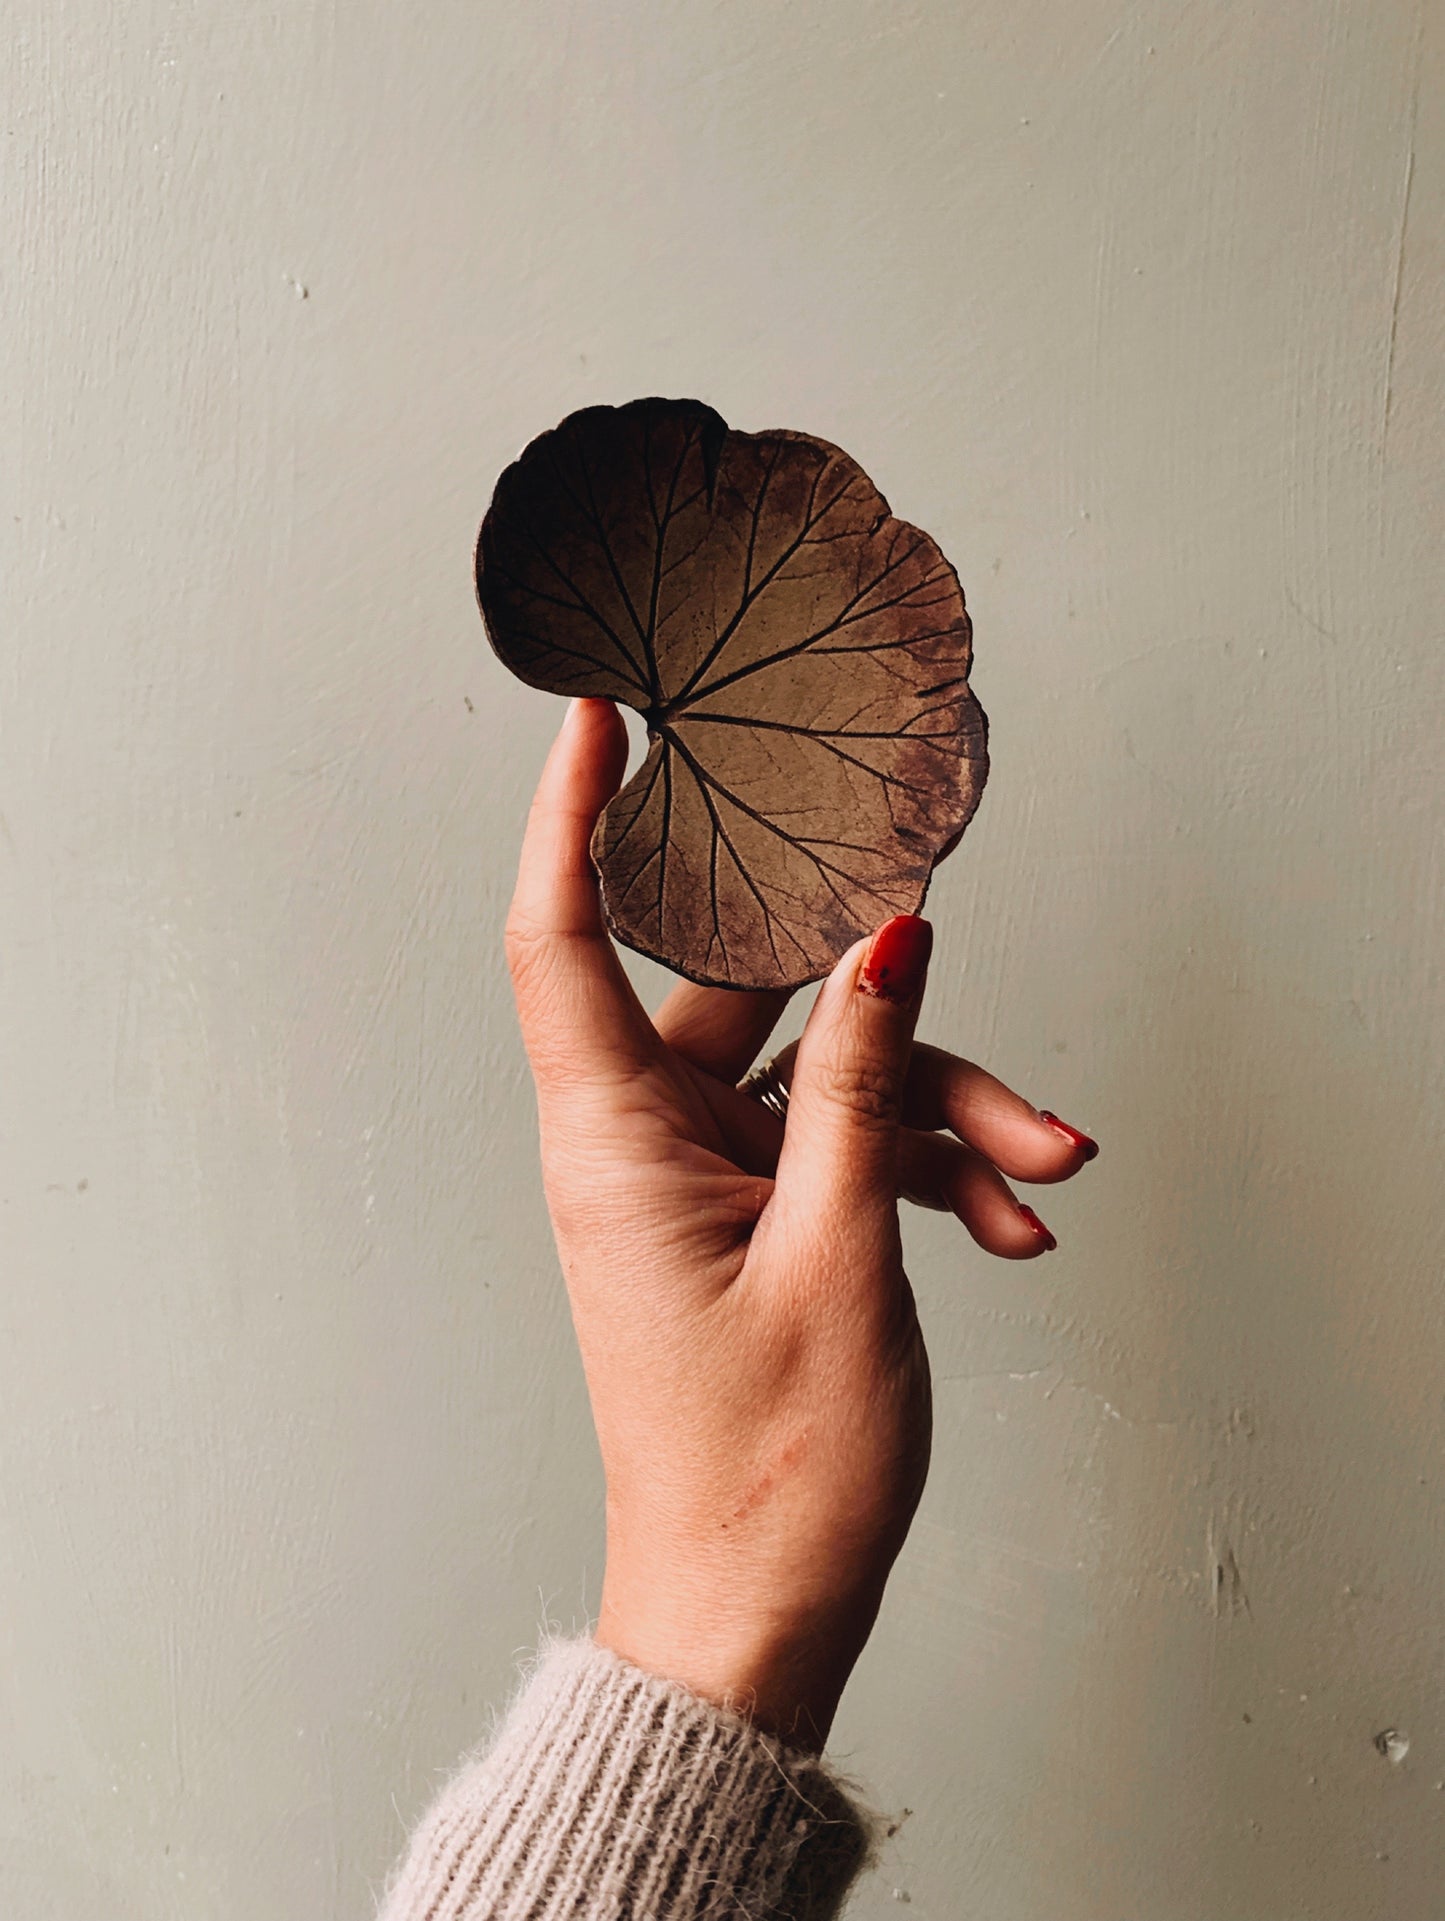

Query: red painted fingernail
1038;1111;1099;1161
1017;1204;1057;1251
858;915;933;1005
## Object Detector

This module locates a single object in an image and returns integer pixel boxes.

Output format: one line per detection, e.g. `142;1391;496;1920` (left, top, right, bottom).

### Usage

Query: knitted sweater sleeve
375;1636;881;1920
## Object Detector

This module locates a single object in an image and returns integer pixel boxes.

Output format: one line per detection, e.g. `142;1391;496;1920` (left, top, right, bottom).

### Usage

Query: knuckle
504;909;555;981
818;1054;903;1129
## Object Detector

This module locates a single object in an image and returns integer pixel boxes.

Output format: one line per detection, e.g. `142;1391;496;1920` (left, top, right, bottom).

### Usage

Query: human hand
505;699;1097;1749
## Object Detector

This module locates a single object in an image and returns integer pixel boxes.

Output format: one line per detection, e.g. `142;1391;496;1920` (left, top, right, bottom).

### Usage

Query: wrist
595;1573;882;1751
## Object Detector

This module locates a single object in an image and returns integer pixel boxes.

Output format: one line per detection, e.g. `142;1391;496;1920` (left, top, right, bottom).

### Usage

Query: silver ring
738;1053;790;1123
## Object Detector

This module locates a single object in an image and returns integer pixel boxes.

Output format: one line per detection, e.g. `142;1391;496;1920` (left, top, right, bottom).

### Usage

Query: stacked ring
737;1054;791;1123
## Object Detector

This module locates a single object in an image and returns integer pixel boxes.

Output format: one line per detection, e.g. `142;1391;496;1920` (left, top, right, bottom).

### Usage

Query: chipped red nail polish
1017;1204;1057;1251
858;914;933;1005
1039;1111;1099;1161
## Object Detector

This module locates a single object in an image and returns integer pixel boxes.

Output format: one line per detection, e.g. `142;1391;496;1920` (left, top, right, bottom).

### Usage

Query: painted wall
4;3;1442;1915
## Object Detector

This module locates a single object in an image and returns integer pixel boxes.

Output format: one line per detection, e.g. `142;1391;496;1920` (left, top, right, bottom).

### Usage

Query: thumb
774;915;933;1222
506;696;659;1086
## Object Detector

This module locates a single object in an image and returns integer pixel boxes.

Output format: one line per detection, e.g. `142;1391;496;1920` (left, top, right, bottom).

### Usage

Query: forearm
376;1636;879;1921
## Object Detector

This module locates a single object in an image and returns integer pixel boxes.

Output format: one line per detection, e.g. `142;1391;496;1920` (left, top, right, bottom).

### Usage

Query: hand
505;699;1097;1749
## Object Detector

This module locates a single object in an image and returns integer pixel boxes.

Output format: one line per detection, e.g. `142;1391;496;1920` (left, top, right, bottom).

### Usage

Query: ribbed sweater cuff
377;1635;881;1919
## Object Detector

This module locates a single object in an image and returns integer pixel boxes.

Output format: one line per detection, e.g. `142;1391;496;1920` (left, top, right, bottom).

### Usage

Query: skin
506;697;1095;1752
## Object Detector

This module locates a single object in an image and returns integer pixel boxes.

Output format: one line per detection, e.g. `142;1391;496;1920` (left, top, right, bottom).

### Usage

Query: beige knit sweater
376;1636;881;1919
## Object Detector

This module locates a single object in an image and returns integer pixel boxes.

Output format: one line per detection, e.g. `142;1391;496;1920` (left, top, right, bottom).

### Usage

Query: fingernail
1017;1204;1057;1251
858;914;933;1005
1038;1111;1099;1161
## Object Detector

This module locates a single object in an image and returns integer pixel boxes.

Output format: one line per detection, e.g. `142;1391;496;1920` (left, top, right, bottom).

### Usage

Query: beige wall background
4;2;1443;1915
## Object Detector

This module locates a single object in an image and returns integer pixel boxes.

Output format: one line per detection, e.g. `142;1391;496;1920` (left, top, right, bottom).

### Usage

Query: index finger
505;699;660;1084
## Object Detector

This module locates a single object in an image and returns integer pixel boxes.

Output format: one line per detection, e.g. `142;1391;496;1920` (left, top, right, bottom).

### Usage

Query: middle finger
766;1038;1096;1183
